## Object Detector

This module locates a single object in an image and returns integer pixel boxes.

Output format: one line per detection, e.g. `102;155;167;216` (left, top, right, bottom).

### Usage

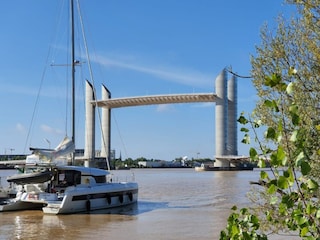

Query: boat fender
119;195;123;204
106;195;111;204
128;192;133;201
86;199;91;212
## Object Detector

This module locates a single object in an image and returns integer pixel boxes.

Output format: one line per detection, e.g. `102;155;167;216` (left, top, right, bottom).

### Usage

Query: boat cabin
50;166;109;191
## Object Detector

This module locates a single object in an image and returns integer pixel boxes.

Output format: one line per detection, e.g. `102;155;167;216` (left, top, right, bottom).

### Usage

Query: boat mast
70;0;75;164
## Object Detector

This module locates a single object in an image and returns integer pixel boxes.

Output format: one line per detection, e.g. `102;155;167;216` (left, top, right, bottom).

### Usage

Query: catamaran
0;0;138;214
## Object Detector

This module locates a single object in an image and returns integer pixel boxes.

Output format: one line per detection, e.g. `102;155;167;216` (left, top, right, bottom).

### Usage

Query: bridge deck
94;93;217;108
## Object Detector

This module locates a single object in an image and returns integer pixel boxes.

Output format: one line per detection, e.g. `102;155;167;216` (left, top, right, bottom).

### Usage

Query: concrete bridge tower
227;74;238;155
215;69;238;166
84;80;95;167
215;69;228;157
101;85;111;163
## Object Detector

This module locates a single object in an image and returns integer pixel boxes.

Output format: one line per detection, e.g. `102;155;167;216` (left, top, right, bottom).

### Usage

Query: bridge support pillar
227;74;238;155
215;69;238;160
101;85;111;166
215;69;228;156
84;81;95;167
214;158;230;168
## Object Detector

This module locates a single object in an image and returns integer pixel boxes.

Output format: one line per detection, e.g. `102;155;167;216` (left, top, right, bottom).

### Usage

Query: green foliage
220;206;268;240
222;72;320;239
221;1;320;238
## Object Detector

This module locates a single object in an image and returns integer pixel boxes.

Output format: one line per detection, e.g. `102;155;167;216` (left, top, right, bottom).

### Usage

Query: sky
0;1;296;161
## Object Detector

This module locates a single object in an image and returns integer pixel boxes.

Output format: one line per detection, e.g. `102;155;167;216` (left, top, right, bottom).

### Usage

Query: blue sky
0;1;295;160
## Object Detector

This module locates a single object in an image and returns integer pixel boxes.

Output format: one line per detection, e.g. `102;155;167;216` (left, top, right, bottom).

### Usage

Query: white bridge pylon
85;69;237;167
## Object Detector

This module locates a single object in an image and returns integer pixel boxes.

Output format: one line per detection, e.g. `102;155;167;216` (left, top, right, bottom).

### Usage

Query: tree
220;1;320;239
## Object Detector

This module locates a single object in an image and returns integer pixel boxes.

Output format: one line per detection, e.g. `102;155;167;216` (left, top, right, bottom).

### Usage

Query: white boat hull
43;182;138;214
0;192;44;212
0;200;43;211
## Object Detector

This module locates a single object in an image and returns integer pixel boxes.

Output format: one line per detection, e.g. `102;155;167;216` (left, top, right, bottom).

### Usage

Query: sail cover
53;136;75;156
29;136;75;162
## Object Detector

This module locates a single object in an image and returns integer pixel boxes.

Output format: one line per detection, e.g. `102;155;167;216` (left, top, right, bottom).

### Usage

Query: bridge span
83;69;239;168
94;93;217;108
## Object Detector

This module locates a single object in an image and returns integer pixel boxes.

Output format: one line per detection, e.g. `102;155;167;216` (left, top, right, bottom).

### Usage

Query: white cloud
16;123;26;133
93;54;214;88
156;104;175;112
192;102;215;108
40;124;64;135
0;83;67;100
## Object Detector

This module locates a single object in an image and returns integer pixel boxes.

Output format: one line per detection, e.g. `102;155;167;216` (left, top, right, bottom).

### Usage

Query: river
0;168;299;240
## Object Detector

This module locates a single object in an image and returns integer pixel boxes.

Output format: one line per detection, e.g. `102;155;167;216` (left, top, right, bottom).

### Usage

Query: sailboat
0;0;138;214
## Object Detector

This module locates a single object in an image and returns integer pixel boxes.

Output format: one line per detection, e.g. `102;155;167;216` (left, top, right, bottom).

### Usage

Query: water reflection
38;201;172;239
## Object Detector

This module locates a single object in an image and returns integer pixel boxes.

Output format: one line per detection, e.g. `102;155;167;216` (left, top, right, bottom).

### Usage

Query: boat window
94;175;106;183
58;170;81;186
72;171;81;185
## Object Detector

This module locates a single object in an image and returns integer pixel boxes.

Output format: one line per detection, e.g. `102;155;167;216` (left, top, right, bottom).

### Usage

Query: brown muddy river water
0;168;299;239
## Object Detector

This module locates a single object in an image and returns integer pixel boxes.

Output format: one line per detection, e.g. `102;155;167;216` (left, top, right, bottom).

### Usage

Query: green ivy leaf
241;134;250;144
279;82;287;92
297;216;308;226
300;182;307;191
300;226;309;237
283;169;294;186
265;127;276;139
251;215;260;228
278;176;289;189
307;179;318;190
258;159;266;168
249;148;258;160
231;225;239;237
291;112;300;126
270;146;286;166
270;152;279;166
238;115;248;125
264;73;281;87
260;171;268;179
231;205;237;211
282;194;294;208
240;127;249;132
264;99;274;108
295;151;305;166
289;105;300;125
306;203;316;215
264;99;280;112
268;183;277;194
300;161;311;175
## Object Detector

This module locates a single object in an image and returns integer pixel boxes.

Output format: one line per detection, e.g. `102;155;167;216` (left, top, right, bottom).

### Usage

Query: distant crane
4;148;15;160
4;148;15;155
44;138;51;149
